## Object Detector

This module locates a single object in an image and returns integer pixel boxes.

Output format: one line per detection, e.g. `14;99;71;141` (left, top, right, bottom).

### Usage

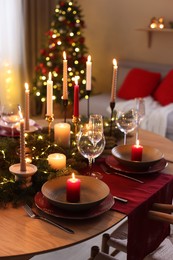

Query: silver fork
23;204;74;234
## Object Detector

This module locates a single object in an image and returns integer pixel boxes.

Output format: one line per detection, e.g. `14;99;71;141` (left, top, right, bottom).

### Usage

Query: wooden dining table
1;128;173;260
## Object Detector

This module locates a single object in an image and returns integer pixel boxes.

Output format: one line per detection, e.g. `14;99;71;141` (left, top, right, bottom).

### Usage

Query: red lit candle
131;140;143;161
73;76;79;117
66;173;81;203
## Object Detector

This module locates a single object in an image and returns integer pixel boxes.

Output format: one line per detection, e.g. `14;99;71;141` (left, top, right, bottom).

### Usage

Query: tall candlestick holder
86;90;91;118
72;115;80;137
110;101;115;136
45;114;54;136
9;163;37;189
63;99;68;122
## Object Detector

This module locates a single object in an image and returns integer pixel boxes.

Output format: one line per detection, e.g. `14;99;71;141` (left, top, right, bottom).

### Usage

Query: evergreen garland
0;121;121;208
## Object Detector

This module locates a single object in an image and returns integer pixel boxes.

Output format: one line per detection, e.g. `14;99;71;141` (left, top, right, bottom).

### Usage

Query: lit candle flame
25;82;29;91
63;51;67;60
113;58;118;68
74;76;79;85
87;55;91;62
136;139;140;146
48;72;52;81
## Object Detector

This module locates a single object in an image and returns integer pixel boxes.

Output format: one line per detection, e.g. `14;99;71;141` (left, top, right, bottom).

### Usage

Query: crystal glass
77;124;105;179
89;114;104;133
1;104;21;137
135;98;145;142
116;108;137;145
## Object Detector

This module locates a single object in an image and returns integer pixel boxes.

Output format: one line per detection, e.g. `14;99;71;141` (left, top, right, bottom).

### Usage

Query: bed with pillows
79;60;173;140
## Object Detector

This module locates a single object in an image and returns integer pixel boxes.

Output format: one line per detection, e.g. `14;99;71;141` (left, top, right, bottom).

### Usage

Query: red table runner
85;160;173;260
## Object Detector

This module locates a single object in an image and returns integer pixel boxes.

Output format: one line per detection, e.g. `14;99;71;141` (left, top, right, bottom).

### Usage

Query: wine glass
116;108;137;145
1;104;21;137
89;114;104;133
89;114;104;162
77;124;105;179
135;98;145;142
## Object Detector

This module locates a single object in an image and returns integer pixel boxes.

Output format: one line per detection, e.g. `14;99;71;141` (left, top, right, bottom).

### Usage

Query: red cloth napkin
84;160;173;260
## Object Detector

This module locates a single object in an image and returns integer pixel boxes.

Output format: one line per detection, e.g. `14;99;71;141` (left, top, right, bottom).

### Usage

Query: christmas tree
33;0;89;114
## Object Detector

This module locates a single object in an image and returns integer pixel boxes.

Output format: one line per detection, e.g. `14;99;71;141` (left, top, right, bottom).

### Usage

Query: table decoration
48;153;66;170
41;175;110;211
72;76;80;135
131;139;143;161
112;144;163;170
54;122;71;148
45;72;54;136
105;155;167;175
9;116;37;188
35;192;114;219
0;117;120;208
86;55;92;117
110;58;117;135
24;83;30;131
66;173;81;203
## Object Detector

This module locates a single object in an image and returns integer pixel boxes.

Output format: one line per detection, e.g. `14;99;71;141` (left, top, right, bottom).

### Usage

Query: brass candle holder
110;101;115;136
72;115;80;136
45;114;54;136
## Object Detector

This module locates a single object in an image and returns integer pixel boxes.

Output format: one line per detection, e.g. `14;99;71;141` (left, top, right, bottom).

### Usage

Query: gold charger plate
112;145;163;170
42;175;110;211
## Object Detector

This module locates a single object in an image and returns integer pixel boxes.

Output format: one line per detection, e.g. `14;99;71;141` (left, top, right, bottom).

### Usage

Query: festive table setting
0;54;173;260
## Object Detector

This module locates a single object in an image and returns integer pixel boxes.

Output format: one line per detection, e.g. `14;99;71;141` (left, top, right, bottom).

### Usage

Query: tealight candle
54;123;71;147
48;153;66;170
131;140;143;161
66;173;81;203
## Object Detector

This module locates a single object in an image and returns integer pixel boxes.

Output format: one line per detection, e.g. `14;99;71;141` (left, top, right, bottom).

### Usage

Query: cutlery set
23;204;74;234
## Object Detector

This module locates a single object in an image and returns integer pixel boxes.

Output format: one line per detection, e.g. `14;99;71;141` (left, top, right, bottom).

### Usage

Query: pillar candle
54;123;71;147
110;59;118;103
66;173;81;203
20;118;26;172
131;140;143;161
48;153;66;170
47;72;53;116
24;83;30;131
86;55;92;91
73;77;79;117
63;51;68;100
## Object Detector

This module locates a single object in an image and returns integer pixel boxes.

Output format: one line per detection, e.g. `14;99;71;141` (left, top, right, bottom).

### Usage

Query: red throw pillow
153;70;173;106
117;68;161;99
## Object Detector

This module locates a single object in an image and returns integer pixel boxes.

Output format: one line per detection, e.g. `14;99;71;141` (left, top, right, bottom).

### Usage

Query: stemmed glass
1;104;21;137
135;98;145;142
77;123;105;179
116;108;137;145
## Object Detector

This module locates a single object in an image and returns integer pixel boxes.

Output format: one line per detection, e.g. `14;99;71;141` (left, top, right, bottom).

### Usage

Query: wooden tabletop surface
0;128;173;259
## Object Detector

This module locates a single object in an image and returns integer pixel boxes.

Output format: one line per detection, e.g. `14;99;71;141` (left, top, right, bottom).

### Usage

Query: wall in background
80;0;173;94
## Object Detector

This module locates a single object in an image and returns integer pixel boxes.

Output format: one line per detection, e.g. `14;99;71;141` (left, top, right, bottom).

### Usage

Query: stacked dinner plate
34;175;114;219
105;145;166;174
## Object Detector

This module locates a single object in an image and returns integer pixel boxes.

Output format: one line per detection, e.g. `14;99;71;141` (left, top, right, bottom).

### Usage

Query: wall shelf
137;28;173;48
